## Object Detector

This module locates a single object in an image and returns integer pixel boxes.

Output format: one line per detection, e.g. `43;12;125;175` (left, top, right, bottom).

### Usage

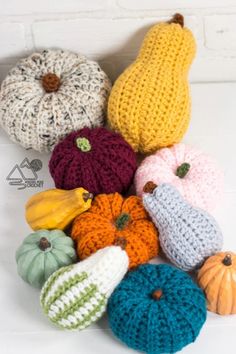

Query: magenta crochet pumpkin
49;127;137;195
135;143;224;212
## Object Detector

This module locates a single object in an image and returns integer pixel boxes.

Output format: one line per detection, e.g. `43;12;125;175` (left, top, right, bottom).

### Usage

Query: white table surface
0;82;236;354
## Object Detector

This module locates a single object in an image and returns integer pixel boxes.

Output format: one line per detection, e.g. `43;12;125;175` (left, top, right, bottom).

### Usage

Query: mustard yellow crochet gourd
108;14;196;153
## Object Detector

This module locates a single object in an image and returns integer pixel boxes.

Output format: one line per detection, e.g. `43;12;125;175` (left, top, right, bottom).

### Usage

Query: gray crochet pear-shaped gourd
143;183;223;271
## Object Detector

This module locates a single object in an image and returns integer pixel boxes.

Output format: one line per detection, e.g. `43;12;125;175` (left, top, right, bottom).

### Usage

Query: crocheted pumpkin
16;230;76;288
41;246;129;330
0;49;111;152
71;193;159;269
49;127;137;195
108;14;196;153
198;252;236;315
108;264;207;354
143;183;223;271
135;143;224;212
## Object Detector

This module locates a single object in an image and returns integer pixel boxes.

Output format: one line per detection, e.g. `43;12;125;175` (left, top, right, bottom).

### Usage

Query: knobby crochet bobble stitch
135;143;224;212
108;264;207;354
49;127;137;195
40;246;129;330
143;183;223;271
0;49;111;152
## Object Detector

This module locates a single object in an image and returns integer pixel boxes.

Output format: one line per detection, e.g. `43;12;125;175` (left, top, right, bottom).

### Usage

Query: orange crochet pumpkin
198;252;236;315
71;193;159;269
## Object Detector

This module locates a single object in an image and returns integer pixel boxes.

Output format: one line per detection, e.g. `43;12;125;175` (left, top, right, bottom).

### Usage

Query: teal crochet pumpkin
108;264;207;354
16;229;76;288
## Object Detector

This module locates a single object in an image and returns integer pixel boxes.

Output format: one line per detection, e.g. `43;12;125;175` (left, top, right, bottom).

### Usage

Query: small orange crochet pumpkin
198;251;236;315
71;193;159;269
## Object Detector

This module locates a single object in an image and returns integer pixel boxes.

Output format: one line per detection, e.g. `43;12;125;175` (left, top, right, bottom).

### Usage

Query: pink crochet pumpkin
135;143;224;212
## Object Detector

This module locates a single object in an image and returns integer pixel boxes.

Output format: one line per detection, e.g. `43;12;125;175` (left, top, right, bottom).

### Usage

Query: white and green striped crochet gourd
40;246;129;330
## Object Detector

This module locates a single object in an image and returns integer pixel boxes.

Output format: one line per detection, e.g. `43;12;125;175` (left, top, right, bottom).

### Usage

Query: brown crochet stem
114;237;127;250
39;237;51;251
152;289;163;300
83;192;93;202
143;181;157;194
222;254;232;266
169;13;184;28
42;73;61;93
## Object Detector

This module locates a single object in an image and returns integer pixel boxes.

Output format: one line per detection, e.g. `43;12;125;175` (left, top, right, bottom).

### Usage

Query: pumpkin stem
152;289;163;300
143;181;157;194
82;192;93;202
39;237;51;251
76;137;91;152
222;254;232;266
42;73;61;93
176;163;190;178
114;237;127;250
115;213;130;230
170;13;184;28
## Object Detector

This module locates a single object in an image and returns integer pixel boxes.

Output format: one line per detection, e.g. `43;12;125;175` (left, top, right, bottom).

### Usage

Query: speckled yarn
49;127;137;195
135;143;224;212
108;264;207;354
41;246;129;330
0;49;111;152
143;183;223;271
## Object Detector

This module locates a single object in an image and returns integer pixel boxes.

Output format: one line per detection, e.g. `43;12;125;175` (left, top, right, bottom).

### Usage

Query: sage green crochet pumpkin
16;229;76;288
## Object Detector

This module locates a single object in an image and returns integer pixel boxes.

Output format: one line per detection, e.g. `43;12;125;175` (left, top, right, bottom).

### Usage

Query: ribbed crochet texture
108;16;196;153
0;49;111;152
71;192;159;269
49;127;137;195
135;143;224;212
40;246;129;330
108;264;207;354
143;183;223;271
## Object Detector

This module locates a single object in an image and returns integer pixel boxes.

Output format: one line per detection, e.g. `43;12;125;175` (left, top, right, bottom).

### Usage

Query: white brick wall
0;0;236;82
118;0;236;10
1;0;109;15
205;15;236;50
0;23;27;59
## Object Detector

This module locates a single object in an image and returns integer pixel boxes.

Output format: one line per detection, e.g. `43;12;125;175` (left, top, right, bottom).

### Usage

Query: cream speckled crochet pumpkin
0;49;111;152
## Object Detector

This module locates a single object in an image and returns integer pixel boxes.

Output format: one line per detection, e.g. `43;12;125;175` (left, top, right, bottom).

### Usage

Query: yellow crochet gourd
108;14;196;153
